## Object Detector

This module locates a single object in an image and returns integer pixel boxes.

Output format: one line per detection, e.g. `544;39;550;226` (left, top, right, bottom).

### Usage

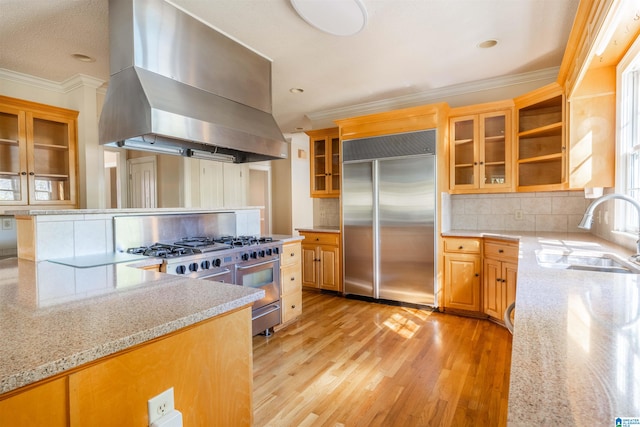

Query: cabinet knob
290;252;295;257
291;304;296;309
29;172;34;176
475;273;479;277
21;171;27;176
498;249;504;253
315;238;320;241
458;245;464;250
290;276;295;281
479;161;484;165
474;162;478;165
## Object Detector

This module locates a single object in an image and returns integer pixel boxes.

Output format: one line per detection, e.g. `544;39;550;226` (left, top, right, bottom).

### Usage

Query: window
617;36;640;233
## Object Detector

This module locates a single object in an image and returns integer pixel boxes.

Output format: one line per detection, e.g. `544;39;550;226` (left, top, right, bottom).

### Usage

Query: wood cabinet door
483;258;502;319
444;254;481;312
319;245;340;291
503;261;518;315
301;245;319;288
0;377;68;427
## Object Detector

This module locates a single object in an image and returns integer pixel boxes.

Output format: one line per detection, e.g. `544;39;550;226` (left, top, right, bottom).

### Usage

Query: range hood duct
99;0;288;163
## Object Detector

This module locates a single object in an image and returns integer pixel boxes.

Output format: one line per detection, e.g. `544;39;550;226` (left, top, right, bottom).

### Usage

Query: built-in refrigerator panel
342;129;437;307
342;162;374;297
378;156;435;304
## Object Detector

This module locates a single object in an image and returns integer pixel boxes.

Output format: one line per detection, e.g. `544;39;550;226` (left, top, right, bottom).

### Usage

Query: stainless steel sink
535;250;640;274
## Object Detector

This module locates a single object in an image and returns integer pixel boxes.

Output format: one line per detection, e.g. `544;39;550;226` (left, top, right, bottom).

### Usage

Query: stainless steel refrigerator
342;129;436;306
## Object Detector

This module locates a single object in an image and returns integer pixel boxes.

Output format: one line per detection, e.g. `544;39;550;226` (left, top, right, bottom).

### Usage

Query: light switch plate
1;218;12;230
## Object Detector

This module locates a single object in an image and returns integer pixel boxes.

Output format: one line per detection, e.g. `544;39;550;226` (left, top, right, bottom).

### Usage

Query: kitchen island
445;231;640;424
0;256;263;426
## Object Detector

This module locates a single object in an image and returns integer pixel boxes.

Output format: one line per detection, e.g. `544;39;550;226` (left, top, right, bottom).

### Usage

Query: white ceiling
0;0;580;133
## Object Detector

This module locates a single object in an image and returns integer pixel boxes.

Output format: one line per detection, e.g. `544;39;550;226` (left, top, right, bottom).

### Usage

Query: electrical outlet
148;387;175;425
514;210;524;220
1;218;12;230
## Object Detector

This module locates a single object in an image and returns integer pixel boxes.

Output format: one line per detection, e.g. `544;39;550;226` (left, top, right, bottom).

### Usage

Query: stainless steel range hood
99;0;288;163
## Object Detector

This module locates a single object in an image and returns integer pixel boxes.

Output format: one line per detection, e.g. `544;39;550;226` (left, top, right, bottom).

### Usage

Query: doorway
249;166;271;235
103;150;121;208
128;156;157;208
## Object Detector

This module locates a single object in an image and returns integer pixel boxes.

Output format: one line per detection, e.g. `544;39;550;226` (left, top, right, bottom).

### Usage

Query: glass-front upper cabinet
449;106;512;193
0;96;78;208
0;107;27;204
306;128;340;198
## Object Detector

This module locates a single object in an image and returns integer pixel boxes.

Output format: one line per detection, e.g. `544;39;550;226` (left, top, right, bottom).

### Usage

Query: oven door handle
199;268;232;279
236;259;277;270
252;304;280;321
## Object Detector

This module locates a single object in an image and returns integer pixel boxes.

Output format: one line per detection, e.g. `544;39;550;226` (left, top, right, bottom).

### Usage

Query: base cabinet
482;238;518;323
0;307;253;426
279;241;303;326
299;231;341;292
442;237;482;313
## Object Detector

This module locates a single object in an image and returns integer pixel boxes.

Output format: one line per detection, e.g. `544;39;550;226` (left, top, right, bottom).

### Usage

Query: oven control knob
201;260;210;270
189;262;199;272
213;258;221;267
241;253;250;261
266;248;272;256
258;250;266;258
273;247;280;254
175;265;186;275
250;251;258;259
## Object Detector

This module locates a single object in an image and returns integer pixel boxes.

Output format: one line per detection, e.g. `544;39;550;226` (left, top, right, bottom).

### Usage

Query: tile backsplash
313;198;340;228
446;191;591;233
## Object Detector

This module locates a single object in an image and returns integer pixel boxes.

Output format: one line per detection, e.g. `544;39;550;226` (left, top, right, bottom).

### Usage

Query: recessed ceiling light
477;39;498;49
291;0;367;36
290;88;304;94
72;53;96;63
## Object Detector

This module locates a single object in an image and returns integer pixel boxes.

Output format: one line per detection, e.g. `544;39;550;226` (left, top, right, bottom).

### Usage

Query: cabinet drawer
484;240;519;262
300;232;340;246
281;242;301;267
443;237;481;254
282;293;302;323
281;264;301;295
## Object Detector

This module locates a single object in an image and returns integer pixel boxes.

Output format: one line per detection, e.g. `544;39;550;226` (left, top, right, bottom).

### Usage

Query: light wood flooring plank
253;290;512;426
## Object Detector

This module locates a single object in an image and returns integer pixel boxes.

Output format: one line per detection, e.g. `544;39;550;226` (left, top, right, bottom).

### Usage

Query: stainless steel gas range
115;214;282;336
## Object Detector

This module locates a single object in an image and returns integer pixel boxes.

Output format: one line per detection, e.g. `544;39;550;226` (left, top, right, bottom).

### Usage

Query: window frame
616;33;640;234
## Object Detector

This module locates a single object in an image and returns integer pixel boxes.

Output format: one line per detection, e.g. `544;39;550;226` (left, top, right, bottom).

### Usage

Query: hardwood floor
253;290;512;427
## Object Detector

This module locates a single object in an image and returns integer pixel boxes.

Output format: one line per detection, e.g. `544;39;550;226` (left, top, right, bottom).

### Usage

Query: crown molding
62;74;106;92
307;67;560;124
0;68;105;94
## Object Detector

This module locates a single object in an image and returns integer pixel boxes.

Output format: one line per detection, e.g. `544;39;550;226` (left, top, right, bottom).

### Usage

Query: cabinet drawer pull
290;252;295;257
315;238;320;241
290;277;295;281
498;249;504;253
458;245;464;250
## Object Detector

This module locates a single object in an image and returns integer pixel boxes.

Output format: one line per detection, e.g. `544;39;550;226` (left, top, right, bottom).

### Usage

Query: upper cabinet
306;128;340;198
514;83;566;191
0;96;78;208
449;101;513;193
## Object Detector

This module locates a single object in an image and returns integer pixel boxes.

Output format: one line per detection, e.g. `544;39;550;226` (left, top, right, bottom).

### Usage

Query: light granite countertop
445;230;640;424
0;257;263;395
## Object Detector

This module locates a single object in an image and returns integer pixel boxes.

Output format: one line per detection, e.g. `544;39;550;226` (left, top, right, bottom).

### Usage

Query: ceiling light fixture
290;88;304;94
290;0;367;36
477;39;498;49
71;53;96;63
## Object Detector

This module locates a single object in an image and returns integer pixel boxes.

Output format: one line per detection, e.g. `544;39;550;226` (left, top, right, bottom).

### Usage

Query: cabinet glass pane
33;146;69;176
33;177;70;201
484;115;506;184
0;174;21;201
0;141;20;174
0;112;19;142
331;137;340;191
454;120;474;141
455;165;474;185
33;118;69;148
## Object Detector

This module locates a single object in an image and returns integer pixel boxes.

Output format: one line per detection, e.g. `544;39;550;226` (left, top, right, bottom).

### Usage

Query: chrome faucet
578;193;640;259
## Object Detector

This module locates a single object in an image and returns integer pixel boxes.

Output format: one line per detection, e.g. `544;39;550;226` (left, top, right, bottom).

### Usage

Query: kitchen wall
313;198;340;228
446;191;592;233
0;216;17;257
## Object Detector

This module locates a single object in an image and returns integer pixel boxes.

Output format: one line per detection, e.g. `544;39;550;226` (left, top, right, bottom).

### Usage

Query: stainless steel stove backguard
114;213;236;252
